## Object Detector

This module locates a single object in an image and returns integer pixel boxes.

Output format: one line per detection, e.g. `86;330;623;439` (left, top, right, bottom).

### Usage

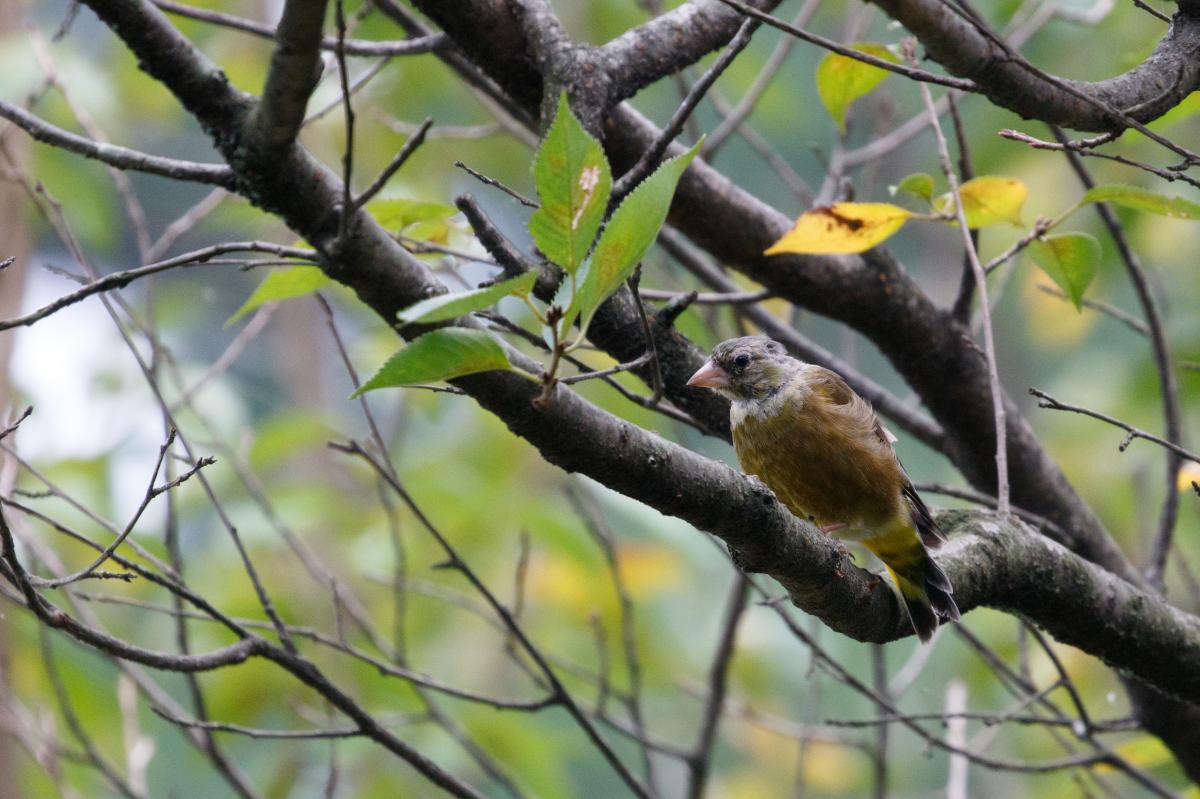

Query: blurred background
1;0;1199;796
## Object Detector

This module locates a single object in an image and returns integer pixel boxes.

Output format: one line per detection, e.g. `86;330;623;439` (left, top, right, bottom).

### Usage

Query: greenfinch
688;336;959;641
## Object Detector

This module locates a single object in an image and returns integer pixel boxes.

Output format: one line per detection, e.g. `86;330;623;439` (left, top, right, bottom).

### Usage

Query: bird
687;335;959;642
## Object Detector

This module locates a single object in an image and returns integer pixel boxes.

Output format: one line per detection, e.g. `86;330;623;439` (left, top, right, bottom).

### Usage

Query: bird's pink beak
687;360;730;389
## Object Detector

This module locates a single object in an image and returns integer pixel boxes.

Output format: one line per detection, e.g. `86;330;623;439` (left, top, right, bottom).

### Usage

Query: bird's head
687;336;798;402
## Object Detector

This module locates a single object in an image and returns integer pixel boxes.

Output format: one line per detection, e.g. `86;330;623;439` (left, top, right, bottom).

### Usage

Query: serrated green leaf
397;271;538;326
891;173;934;202
572;141;701;336
815;44;898;132
352;329;511;396
528;93;612;275
1028;233;1100;311
1080;184;1200;220
935;175;1027;228
226;266;331;327
368;198;458;230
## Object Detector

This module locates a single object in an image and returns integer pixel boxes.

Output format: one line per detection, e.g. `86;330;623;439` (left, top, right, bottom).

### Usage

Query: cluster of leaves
222;95;699;395
803;40;1200;310
767;175;1200;310
355;93;698;395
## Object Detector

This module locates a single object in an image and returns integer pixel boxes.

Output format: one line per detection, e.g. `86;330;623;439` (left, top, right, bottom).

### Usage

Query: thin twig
702;0;821;157
1035;284;1149;335
336;0;355;246
627;266;665;404
714;0;976;91
1000;128;1200;189
566;486;657;791
1029;388;1199;463
639;288;772;304
685;575;750;799
611;17;759;204
354;116;432;208
454;161;538;207
330;441;653;799
916;50;1009;514
1052;125;1185;589
0;241;316;331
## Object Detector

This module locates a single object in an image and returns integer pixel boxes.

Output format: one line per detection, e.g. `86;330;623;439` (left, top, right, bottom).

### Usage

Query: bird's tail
866;521;960;643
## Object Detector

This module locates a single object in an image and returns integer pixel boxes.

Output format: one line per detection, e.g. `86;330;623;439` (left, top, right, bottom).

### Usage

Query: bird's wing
809;367;948;548
903;481;948;548
807;366;894;452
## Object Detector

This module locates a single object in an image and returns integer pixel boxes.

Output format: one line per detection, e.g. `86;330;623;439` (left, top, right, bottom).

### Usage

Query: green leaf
572;141;701;336
226;266;331;327
891;173;934;202
397;271;538;326
353;329;511;396
528;93;612;275
1080;184;1200;220
1028;233;1100;311
815;44;898;132
368;198;458;230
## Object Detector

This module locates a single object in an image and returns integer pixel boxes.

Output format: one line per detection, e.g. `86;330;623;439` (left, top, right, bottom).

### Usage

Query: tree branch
152;0;446;57
0;101;235;188
872;0;1200;134
249;0;330;155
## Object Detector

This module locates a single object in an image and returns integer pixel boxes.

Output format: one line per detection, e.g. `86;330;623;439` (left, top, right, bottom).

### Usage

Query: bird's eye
733;353;751;369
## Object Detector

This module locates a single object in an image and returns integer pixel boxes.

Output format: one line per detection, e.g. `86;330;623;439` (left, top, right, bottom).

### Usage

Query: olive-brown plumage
688;336;959;641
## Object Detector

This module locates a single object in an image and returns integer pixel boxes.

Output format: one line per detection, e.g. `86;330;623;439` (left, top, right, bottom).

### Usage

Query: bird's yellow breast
731;378;904;535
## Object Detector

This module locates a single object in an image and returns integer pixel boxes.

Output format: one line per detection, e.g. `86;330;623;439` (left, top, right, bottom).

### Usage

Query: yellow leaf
936;176;1027;228
1177;460;1200;492
765;203;913;255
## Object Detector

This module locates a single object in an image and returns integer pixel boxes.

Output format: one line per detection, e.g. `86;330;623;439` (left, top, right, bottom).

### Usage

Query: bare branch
714;0;977;90
918;50;1008;514
873;0;1200;139
685;576;750;799
353;116;432;208
610;17;758;204
1029;388;1198;464
1051;127;1185;590
0;101;235;187
0;242;316;331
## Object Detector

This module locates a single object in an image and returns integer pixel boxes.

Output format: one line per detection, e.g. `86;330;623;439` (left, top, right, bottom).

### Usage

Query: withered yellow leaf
765;202;913;255
936;175;1027;228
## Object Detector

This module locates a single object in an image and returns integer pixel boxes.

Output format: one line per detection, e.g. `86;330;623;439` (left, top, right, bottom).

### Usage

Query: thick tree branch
250;0;329;155
871;0;1200;133
598;0;781;105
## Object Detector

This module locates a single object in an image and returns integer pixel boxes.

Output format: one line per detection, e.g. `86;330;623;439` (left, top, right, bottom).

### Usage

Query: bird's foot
819;522;848;535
